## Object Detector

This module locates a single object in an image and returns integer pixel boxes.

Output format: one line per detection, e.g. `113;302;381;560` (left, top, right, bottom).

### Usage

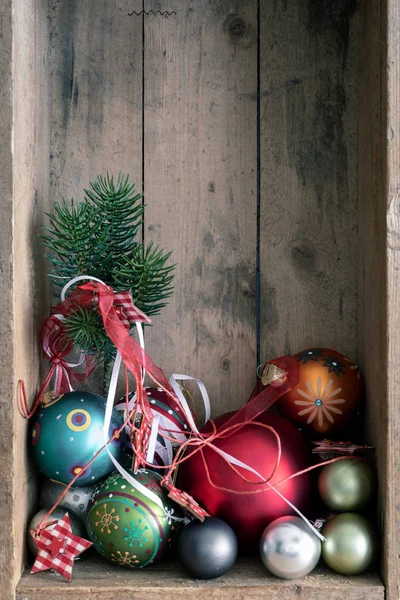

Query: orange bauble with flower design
274;348;363;436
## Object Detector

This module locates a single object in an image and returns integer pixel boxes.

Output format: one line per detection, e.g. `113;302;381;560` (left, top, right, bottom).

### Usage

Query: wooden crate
0;0;398;598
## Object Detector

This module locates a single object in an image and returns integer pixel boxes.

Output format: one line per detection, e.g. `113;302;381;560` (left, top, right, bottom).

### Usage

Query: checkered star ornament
30;513;92;581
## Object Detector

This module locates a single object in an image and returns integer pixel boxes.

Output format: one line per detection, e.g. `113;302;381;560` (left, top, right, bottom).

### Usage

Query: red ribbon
79;282;169;388
19;283;145;419
40;315;94;394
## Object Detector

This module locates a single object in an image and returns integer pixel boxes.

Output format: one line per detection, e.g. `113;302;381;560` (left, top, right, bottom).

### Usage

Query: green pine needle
114;242;176;316
64;307;116;364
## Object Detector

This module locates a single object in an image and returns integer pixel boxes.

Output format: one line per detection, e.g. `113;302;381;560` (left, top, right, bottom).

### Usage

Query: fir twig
41;200;108;288
63;307;116;364
42;172;175;394
114;242;176;316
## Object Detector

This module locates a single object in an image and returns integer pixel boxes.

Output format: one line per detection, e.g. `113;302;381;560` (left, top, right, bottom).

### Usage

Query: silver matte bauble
177;517;238;579
260;516;321;579
28;507;85;556
39;479;95;522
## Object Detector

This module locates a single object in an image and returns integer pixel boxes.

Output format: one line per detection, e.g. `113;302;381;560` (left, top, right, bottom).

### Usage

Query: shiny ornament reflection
86;470;182;568
31;391;124;486
177;412;312;548
275;348;363;436
260;516;321;579
318;459;375;512
322;513;376;575
178;518;238;579
39;479;95;522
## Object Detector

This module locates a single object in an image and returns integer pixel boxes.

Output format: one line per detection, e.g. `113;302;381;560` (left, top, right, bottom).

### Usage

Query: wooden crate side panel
259;2;360;362
0;1;16;597
12;0;50;587
385;1;400;598
357;0;389;595
143;0;257;416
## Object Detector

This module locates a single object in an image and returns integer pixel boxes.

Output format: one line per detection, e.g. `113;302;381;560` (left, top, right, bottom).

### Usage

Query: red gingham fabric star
30;513;92;581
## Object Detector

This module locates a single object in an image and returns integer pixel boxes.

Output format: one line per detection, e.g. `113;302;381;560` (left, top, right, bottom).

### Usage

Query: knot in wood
220;358;231;373
224;16;248;45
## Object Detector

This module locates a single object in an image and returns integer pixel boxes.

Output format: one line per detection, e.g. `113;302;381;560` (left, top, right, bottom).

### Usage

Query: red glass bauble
177;411;312;548
275;348;363;436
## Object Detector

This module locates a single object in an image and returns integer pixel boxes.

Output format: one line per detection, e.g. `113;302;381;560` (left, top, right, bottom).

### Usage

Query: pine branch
114;241;176;316
63;307;116;364
84;173;143;277
41;200;109;290
41;173;175;384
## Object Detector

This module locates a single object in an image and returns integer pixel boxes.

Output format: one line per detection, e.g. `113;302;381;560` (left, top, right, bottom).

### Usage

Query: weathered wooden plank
49;0;143;212
0;2;17;597
16;556;384;600
357;0;388;595
143;0;257;417
12;1;50;590
259;2;360;361
381;1;400;599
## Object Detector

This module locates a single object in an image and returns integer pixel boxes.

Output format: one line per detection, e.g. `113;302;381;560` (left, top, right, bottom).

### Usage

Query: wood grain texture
16;556;384;600
143;0;257;417
49;0;143;213
382;1;400;599
0;2;16;598
12;0;50;589
259;2;360;362
357;0;389;597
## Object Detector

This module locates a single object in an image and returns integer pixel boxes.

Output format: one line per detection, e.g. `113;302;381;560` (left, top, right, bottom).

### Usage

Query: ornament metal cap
260;363;286;387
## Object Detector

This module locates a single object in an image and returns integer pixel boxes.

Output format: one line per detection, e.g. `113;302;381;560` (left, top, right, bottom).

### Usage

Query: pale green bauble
318;459;375;512
322;513;376;575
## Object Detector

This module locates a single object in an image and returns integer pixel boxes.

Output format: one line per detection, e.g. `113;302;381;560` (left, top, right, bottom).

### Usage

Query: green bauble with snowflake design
86;470;182;568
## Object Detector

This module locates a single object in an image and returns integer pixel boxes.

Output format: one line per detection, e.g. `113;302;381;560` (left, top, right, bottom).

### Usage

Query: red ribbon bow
40;314;93;395
19;283;149;419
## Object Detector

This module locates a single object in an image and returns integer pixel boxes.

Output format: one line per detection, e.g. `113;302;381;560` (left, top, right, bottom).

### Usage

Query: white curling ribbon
134;321;147;384
60;275;180;519
108;355;323;538
214;446;326;542
61;275;107;301
146;413;160;464
169;373;324;541
115;391;178;466
169;374;211;430
103;351;183;517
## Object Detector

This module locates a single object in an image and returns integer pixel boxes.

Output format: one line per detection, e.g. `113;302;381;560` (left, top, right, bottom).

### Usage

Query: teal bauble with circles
31;391;124;486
